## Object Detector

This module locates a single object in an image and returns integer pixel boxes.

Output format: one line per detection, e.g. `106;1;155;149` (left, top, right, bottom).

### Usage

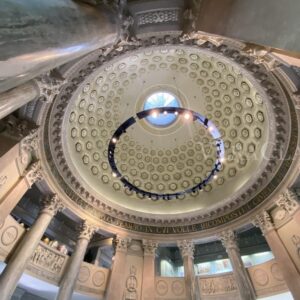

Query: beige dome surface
63;45;270;213
45;41;294;230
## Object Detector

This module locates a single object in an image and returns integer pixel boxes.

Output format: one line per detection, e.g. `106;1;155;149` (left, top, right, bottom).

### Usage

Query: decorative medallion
156;280;168;296
92;271;106;287
77;266;90;283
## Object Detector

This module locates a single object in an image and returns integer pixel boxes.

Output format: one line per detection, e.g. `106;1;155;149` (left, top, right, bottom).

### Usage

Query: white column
253;210;300;299
219;230;256;300
56;221;96;300
0;195;64;300
0;82;39;120
106;236;131;300
142;240;158;300
178;240;200;300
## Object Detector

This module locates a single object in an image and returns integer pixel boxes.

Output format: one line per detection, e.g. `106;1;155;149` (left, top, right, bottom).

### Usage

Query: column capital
34;71;66;103
20;128;39;165
252;210;274;235
142;239;158;256
276;189;299;215
77;220;97;241
178;240;195;258
40;194;64;216
218;230;238;250
23;160;43;186
113;235;131;253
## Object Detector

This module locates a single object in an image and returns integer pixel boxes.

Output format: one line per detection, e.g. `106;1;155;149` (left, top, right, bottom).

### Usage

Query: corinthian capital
276;189;299;215
77;220;97;241
142;239;158;256
218;230;238;250
24;160;43;186
252;210;274;235
41;194;64;216
178;240;194;258
20;128;39;165
34;71;66;103
113;235;131;253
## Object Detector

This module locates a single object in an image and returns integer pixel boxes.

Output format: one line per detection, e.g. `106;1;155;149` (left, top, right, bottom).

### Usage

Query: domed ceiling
42;37;297;233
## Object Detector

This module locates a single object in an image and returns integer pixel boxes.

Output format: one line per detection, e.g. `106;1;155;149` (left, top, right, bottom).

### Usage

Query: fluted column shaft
0;195;64;300
56;221;96;300
219;230;256;300
142;240;158;300
106;236;130;300
178;240;200;300
254;211;300;298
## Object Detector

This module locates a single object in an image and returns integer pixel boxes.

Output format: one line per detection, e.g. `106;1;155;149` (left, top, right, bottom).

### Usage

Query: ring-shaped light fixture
108;107;225;201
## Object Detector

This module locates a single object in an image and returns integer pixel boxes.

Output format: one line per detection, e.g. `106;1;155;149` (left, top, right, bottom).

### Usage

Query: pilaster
106;235;131;300
142;240;158;300
253;210;300;299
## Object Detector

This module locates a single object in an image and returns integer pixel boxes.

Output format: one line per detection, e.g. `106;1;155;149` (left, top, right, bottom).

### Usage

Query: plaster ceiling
59;45;272;216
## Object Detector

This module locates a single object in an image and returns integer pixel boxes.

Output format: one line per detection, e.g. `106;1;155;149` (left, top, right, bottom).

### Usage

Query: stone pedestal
178;240;200;300
106;236;131;300
56;221;96;300
219;230;256;300
0;161;42;223
0;195;64;300
142;240;158;300
254;210;300;299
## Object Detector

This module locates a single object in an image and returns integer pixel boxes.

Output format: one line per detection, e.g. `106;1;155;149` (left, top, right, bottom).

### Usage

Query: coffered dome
42;38;297;234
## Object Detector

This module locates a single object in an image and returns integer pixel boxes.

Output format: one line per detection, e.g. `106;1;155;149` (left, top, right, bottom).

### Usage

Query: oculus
143;92;180;127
